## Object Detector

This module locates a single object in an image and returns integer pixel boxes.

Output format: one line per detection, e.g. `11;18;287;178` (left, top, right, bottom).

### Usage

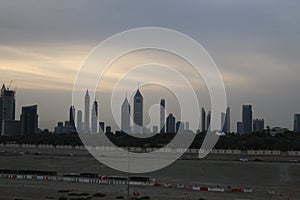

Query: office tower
20;105;38;135
160;99;166;133
237;122;244;134
99;122;105;134
166;113;175;133
121;97;131;133
294;114;300;132
91;99;98;134
201;108;206;132
106;126;112;134
221;107;231;133
133;88;143;133
253;119;265;133
0;84;16;135
207;111;211;131
84;90;90;132
69;106;76;129
176;121;185;133
242;105;253;133
77;110;83;132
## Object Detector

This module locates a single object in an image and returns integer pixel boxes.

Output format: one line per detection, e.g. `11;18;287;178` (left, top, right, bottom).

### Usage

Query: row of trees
0;131;299;151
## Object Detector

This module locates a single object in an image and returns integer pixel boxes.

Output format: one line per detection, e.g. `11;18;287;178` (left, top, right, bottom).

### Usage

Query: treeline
0;131;300;151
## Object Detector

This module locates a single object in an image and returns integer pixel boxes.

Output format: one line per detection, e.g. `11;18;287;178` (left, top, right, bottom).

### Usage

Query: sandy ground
0;147;299;200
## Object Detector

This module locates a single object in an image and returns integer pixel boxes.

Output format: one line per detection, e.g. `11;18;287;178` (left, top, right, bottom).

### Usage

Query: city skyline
0;1;299;131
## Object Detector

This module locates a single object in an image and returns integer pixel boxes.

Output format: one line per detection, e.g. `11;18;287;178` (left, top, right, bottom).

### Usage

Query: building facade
160;99;165;133
242;105;252;133
294;114;300;132
84;90;90;133
133;89;143;133
91;100;98;134
253;119;265;133
121;97;131;133
0;84;16;135
20;105;38;135
166;113;175;133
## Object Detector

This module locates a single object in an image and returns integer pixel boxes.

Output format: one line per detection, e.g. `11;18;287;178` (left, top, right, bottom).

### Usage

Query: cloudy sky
0;0;299;131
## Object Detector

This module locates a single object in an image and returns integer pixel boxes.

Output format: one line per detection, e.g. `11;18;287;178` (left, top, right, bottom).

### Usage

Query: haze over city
0;0;300;131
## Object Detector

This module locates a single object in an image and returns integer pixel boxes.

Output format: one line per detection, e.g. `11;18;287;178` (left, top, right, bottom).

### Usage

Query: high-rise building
69;106;76;129
176;121;185;133
77;110;83;132
106;126;112;134
160;99;165;133
91;99;98;134
0;84;16;135
201;108;206;132
237;121;244;134
99;121;105;134
253;119;264;133
221;107;231;133
294;114;300;132
121;97;131;133
133;88;143;133
84;90;90;133
166;113;175;133
20;105;38;135
242;105;253;133
207;111;211;131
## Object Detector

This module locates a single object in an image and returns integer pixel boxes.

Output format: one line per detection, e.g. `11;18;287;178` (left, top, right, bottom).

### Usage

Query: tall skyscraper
133;88;143;133
207;111;211;131
176;121;184;133
166;113;175;133
0;84;16;135
221;107;231;133
91;99;98;134
84;90;90;132
160;99;165;133
69;106;76;129
294;114;300;132
242;105;253;133
20;105;38;135
121;97;131;133
253;119;264;133
201;108;206;132
77;110;83;132
99;121;105;134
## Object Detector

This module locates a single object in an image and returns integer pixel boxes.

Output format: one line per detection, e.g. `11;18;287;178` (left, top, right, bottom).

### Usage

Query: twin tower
121;88;166;134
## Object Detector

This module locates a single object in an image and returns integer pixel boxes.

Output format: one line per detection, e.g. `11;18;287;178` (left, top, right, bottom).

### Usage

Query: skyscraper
84;90;90;133
160;99;165;133
77;110;83;132
121;97;131;133
176;121;184;133
201;108;206;132
221;107;230;133
0;84;16;135
133;88;143;133
242;105;253;133
207;111;211;131
253;119;264;133
20;105;38;135
237;121;244;134
294;114;300;132
69;106;76;129
166;113;175;133
91;99;98;134
99;121;105;134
